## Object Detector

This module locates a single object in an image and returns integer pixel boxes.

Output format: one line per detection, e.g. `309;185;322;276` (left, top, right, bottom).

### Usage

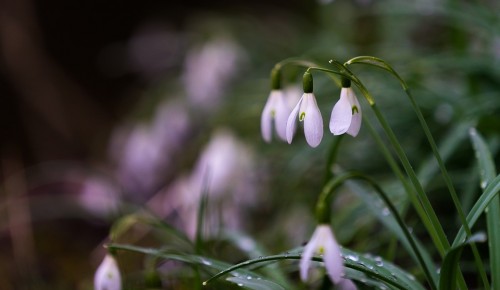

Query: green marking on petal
299;112;306;121
352;106;359;115
271;109;275;117
318;246;325;254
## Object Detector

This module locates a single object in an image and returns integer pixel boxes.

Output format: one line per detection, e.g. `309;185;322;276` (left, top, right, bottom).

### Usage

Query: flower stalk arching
314;172;437;290
335;69;451;258
345;56;489;289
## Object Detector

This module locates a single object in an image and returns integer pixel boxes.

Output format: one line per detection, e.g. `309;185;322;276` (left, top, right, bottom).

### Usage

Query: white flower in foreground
300;225;344;284
261;90;289;142
94;254;122;290
286;93;323;147
330;87;362;137
338;278;358;290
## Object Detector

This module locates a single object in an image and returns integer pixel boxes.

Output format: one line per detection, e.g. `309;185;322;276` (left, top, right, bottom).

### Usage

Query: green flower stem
370;104;450;255
314;172;436;290
336;61;451;256
323;135;344;185
305;61;448;259
345;56;488;289
274;58;318;70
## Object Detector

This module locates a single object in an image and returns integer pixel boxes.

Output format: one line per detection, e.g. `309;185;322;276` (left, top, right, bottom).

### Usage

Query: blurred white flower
163;129;258;238
94;254;122;290
286;93;323;147
183;37;243;112
300;224;344;284
330;87;362;137
284;85;303;109
79;177;120;217
261;90;289;142
114;124;165;195
338;278;358;290
110;100;191;196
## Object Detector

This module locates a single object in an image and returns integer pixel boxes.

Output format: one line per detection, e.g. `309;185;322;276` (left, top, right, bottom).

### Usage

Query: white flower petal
274;91;290;141
337;279;358;290
330;88;353;135
260;92;275;142
300;227;320;282
303;94;323;147
94;255;122;290
286;96;303;144
320;226;343;283
346;89;362;137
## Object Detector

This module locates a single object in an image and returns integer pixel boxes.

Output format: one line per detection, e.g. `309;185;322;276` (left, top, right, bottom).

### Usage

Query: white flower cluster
261;83;362;147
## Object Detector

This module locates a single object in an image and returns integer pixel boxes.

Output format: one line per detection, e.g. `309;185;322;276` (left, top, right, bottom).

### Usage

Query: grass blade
439;232;487;290
469;128;500;289
453;174;500;246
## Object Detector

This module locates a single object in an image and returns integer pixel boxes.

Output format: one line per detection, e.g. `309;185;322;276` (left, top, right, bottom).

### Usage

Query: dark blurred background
2;0;500;289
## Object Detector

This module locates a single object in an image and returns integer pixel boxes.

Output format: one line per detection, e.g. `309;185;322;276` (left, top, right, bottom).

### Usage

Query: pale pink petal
260;92;275;142
94;255;122;290
321;226;344;283
303;94;323;147
330;88;353;135
286;96;303;144
300;228;320;282
274;91;290;141
338;279;358;290
346;89;362;137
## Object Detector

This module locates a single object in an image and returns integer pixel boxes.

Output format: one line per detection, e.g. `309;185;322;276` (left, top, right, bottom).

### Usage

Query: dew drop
345;254;359;262
201;259;212;266
237;283;243;287
382;207;390;216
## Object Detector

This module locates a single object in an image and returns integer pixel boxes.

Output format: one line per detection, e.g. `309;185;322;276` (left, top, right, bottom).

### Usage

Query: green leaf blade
469;128;500;289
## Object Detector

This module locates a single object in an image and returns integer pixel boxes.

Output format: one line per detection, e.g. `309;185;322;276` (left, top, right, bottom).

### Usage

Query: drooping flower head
261;90;289;142
286;71;323;147
261;67;290;142
94;254;122;290
300;224;344;284
330;78;362;137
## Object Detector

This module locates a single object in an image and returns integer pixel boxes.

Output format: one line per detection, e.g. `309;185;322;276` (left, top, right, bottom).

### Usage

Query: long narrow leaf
453;174;500;246
439;232;487;290
203;247;426;290
470;128;500;289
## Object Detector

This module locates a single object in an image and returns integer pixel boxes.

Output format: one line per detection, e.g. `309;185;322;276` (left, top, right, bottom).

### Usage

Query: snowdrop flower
161;129;259;238
330;81;362;137
286;72;323;147
261;90;289;142
94;254;122;290
338;278;358;290
300;224;344;284
183;37;242;112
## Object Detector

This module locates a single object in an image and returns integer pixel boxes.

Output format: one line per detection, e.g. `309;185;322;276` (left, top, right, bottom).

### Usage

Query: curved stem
274;58;319;70
315;172;437;290
323;135;344;185
346;56;489;289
